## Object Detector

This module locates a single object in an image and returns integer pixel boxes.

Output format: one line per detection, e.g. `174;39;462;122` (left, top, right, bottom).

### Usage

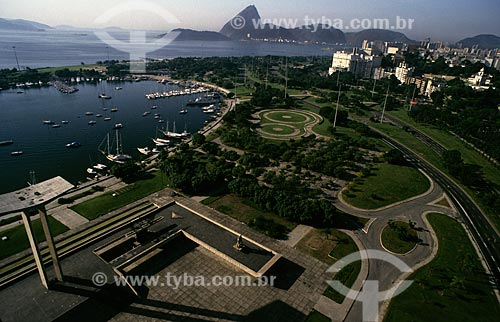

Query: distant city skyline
1;0;499;42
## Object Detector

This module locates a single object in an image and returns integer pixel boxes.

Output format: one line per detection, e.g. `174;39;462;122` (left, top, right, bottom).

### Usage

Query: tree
192;133;206;147
384;149;407;165
112;162;141;181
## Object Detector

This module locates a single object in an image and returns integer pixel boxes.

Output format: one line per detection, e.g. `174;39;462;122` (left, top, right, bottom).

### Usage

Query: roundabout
256;109;323;140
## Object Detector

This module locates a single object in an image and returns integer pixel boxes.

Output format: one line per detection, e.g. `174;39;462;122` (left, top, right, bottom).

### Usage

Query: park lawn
202;193;296;237
296;229;361;304
305;310;331;322
260;124;297;135
304;97;333;108
233;86;253;99
265;110;309;123
0;216;68;260
381;221;419;254
71;172;165;220
343;162;430;210
384;213;500;322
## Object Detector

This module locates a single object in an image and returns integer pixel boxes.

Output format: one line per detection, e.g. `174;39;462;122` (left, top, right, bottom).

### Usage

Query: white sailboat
99;129;132;164
162;121;190;139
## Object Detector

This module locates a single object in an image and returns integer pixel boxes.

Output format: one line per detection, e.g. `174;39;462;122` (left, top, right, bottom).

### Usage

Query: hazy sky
1;0;499;41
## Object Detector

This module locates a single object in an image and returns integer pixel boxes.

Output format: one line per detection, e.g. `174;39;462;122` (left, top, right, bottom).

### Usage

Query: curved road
379;135;500;287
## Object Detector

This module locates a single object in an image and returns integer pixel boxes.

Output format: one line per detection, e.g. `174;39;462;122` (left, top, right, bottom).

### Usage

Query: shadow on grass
121;171;156;185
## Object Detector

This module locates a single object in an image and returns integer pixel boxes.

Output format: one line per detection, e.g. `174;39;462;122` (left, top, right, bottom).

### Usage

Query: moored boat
66;141;82;148
0;140;14;146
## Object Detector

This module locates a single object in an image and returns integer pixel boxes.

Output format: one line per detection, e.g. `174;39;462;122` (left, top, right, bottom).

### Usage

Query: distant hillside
457;34;500;49
346;29;414;46
170;29;230;41
220;5;345;44
0;18;52;31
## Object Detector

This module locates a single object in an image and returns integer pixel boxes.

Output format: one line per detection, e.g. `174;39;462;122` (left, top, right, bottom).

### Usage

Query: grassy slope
0;217;68;260
71;172;164;220
384;213;500;322
343;163;430;209
202;194;296;232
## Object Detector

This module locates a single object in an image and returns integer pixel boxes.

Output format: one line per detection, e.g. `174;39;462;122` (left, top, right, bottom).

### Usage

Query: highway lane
381;113;447;155
380;136;500;288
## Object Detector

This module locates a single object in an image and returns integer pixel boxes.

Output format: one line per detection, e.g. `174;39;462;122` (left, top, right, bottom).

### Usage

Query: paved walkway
282;224;314;247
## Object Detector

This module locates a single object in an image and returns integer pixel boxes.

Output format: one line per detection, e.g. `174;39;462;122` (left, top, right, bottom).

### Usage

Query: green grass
202;193;296;237
343;162;431;209
264;111;309;123
261;124;297;135
381;221;419;254
71;172;165;220
305;310;331;322
384;213;500;322
389;109;500;186
36;64;103;73
295;229;361;304
323;230;361;304
0;217;68;260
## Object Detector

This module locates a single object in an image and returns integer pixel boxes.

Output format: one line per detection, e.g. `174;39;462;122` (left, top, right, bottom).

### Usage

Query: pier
145;86;210;100
52;81;79;94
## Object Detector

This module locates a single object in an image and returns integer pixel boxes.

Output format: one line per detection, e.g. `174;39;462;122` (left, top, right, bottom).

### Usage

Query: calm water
0;80;213;193
0;29;336;193
0;29;334;69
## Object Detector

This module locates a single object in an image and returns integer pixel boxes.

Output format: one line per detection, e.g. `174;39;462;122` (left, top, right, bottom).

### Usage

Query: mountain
169;29;230;41
220;5;261;40
0;18;52;31
220;5;344;44
457;34;500;49
346;29;414;46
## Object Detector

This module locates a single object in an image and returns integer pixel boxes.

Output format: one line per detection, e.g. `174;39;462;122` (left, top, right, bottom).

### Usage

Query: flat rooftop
0;176;73;215
95;203;278;284
0;191;330;322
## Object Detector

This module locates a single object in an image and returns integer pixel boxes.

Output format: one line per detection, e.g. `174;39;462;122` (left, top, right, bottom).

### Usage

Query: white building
395;62;414;84
467;68;493;89
328;50;382;78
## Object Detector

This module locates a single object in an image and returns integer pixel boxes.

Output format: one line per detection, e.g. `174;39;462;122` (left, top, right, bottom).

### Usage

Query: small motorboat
11;151;23;156
66;141;81;148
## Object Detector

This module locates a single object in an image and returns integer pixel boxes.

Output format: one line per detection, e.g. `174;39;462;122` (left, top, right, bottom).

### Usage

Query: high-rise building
395;62;414;84
328;49;382;78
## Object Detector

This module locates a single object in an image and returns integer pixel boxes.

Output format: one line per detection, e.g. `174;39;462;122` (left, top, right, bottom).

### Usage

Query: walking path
282;224;314;247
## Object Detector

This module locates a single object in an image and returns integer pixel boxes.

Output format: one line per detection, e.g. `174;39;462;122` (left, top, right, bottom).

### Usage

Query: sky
1;0;499;42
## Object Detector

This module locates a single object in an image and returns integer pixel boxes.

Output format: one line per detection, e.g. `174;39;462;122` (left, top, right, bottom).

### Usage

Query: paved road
381;113;447;155
336;173;453;322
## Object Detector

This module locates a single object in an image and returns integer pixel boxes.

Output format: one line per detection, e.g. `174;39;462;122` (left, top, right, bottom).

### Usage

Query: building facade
328;49;382;78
